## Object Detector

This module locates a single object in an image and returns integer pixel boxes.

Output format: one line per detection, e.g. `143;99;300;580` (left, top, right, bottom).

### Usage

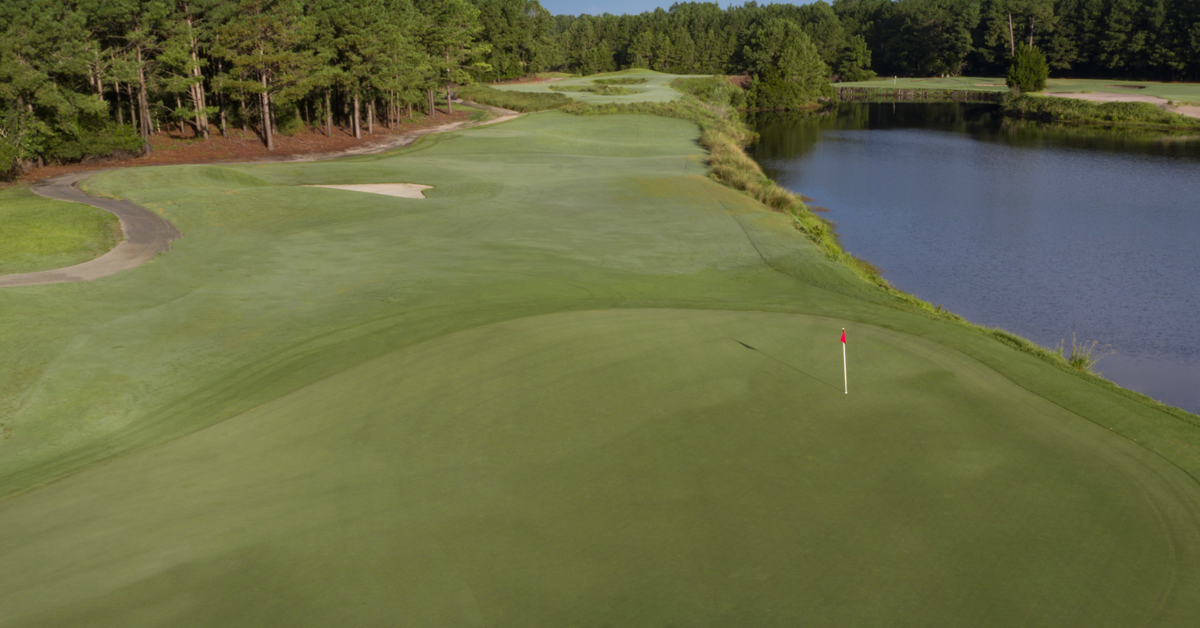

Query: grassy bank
0;187;120;275
1004;93;1200;129
549;84;641;96
2;92;1200;625
456;84;570;112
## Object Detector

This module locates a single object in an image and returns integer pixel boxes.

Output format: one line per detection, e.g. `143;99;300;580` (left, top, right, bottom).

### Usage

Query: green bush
42;122;144;164
1006;45;1049;93
669;77;747;109
747;68;834;110
458;85;571;112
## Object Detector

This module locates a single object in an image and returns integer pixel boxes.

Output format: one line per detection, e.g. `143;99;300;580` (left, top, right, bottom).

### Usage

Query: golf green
1;111;1199;626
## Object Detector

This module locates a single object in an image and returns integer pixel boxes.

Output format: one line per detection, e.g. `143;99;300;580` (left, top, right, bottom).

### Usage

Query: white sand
306;183;432;198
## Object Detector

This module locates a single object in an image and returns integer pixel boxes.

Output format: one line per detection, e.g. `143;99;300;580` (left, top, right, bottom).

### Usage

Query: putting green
2;111;1200;626
2;309;1198;626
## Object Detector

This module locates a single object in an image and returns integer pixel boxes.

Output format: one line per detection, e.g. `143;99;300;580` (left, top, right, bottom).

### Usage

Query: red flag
841;329;846;344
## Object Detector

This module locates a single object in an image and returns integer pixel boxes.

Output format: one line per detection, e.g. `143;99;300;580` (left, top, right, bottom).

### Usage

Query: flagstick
842;328;848;394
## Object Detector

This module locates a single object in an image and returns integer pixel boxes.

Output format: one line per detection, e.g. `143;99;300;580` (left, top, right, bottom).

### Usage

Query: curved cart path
0;103;520;288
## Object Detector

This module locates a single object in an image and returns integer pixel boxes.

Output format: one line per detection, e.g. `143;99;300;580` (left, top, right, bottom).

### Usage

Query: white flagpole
842;328;848;394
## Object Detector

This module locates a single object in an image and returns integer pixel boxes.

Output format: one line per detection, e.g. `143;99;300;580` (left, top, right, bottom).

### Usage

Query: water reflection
751;103;1200;414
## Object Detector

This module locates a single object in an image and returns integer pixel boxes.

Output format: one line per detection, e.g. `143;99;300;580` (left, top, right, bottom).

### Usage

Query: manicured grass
1;111;1199;626
0;187;120;275
493;69;705;104
838;76;1200;103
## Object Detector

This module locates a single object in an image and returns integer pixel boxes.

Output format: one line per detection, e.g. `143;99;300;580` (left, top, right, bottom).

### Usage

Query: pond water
751;103;1200;414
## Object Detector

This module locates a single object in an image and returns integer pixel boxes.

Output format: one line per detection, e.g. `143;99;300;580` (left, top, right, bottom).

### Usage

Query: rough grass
549;84;640;95
457;84;570;112
591;77;647;85
1004;94;1200;129
0;187;120;275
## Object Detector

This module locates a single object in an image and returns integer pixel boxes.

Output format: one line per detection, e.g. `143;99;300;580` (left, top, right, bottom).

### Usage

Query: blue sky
541;0;816;17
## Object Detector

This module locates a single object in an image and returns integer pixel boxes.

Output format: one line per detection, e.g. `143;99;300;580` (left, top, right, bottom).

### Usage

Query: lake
751;102;1200;414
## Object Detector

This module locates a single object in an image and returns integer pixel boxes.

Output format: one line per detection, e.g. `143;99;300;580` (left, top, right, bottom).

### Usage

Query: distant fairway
2;111;1200;626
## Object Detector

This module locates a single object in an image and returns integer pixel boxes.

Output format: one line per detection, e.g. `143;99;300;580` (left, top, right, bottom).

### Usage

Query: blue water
752;103;1200;414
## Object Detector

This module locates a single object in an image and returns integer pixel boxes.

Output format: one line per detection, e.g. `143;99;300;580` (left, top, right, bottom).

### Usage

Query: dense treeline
4;0;1198;176
0;0;554;176
551;0;1200;81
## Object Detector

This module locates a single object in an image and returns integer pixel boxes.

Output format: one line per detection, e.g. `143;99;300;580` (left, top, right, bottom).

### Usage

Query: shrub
670;77;747;109
1006;45;1049;93
42;122;144;164
747;67;835;111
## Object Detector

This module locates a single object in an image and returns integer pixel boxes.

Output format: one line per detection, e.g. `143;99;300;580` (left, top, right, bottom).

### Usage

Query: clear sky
541;0;816;17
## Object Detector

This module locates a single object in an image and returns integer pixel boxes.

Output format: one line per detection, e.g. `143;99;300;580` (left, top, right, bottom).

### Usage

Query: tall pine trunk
136;46;152;155
1007;13;1015;56
115;80;124;126
325;89;333;138
427;88;435;117
367;101;373;134
260;76;273;150
353;94;361;139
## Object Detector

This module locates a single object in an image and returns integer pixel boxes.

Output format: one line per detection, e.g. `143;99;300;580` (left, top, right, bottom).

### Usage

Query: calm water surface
752;103;1200;414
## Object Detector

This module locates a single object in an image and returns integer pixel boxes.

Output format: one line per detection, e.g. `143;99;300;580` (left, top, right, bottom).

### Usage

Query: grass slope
0;187;120;275
1;112;1199;626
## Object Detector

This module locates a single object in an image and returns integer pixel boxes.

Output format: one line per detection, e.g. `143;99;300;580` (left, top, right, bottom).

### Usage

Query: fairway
2;111;1200;626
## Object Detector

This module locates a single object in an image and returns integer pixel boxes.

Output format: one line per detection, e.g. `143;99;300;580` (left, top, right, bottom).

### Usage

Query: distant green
0;187;119;275
1;111;1199;627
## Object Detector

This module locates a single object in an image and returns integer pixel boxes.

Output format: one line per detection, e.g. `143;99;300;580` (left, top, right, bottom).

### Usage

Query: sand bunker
306;183;432;198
